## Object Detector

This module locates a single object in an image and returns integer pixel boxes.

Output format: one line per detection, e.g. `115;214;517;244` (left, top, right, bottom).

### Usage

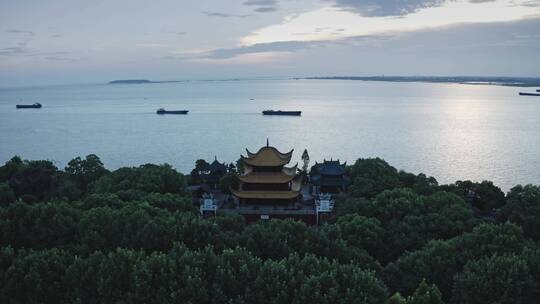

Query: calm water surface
1;79;539;191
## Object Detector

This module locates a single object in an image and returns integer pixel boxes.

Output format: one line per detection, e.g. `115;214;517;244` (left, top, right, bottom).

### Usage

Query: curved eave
238;173;296;184
231;189;300;199
245;146;294;159
241;155;290;167
282;164;298;175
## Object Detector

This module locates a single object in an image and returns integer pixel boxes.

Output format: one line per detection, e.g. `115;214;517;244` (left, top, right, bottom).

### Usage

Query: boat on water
262;110;301;116
519;92;540;96
16;102;42;109
156;108;189;114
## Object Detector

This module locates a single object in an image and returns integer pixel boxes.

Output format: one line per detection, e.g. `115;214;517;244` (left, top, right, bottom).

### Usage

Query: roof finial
266;138;269;147
215;155;217;161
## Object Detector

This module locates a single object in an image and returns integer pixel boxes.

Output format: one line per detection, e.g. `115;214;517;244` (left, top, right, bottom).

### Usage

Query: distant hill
109;79;151;84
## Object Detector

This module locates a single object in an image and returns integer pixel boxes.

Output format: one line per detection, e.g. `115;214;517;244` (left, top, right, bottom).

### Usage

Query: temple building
310;160;351;194
201;156;227;189
193;141;337;225
231;143;302;207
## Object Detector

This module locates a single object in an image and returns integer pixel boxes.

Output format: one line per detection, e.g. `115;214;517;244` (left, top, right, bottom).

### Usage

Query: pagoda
310;160;351;194
231;141;302;207
201;156;227;189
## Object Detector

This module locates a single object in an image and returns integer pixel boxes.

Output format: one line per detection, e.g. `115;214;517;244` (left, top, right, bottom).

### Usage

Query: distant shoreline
294;76;540;87
107;76;540;87
108;79;186;84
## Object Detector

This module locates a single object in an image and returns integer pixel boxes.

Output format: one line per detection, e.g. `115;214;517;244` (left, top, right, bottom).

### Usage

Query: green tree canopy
390;222;530;299
0;157;59;201
499;184;540;240
64;154;108;195
91;164;186;195
440;180;506;211
408;279;444;304
451;254;535;304
0;182;15;206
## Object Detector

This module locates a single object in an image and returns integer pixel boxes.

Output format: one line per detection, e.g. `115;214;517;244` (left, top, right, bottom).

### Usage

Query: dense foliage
0;155;539;303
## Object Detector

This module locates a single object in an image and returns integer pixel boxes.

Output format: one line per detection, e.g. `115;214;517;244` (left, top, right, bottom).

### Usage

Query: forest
0;154;539;304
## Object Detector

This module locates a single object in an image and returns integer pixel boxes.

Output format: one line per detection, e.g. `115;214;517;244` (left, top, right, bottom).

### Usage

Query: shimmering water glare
1;79;539;191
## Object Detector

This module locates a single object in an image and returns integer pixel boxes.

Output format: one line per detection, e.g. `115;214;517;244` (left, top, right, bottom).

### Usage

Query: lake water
1;79;539;191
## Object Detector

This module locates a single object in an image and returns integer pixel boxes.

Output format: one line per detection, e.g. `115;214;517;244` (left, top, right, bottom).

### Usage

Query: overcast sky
1;0;539;86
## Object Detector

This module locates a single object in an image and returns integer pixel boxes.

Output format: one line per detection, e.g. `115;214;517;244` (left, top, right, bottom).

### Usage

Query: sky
1;0;539;86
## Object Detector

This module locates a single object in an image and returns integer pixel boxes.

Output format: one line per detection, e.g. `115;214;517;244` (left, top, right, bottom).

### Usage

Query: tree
408;279;444;304
451;254;534;304
386;293;407;304
91;164;186;195
440;180;505;211
219;174;238;194
0;156;23;182
65;154;108;195
52;175;82;201
0;248;73;303
1;158;59;201
0;201;81;250
324;214;385;259
78;204;177;253
333;195;370;216
227;163;237;175
242;219;310;260
189;159;209;185
499;184;540;240
398;172;439;196
391;222;529;299
348;158;402;198
0;182;15;206
347;188;475;263
140;192;197;213
235;157;245;175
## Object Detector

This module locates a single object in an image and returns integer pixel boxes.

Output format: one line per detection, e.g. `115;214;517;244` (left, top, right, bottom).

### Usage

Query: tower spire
266;138;269;147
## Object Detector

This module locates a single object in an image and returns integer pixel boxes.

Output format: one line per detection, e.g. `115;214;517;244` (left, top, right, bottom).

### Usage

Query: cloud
0;47;27;56
163;41;311;60
515;0;540;6
190;51;292;65
327;0;533;17
0;45;72;59
243;0;278;13
329;0;446;17
202;11;251;18
255;7;278;12
172;15;540;63
50;34;63;38
168;34;389;61
204;41;314;59
6;29;35;36
43;56;78;61
243;0;277;5
161;30;187;35
135;43;168;48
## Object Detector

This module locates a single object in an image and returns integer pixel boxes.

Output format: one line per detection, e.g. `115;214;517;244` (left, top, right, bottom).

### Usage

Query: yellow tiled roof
242;146;293;167
238;172;295;184
231;189;300;199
